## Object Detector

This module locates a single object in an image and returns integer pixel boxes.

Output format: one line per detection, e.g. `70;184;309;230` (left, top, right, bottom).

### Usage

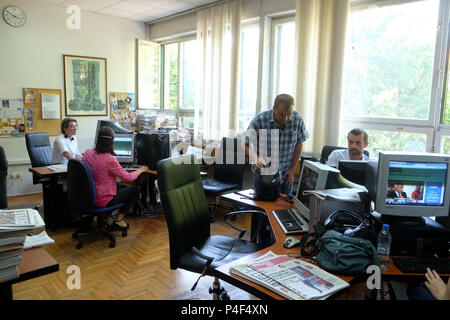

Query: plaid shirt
245;109;309;175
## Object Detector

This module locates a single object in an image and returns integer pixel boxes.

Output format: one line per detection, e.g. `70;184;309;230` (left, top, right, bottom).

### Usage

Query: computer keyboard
392;257;450;274
272;209;309;235
121;164;141;170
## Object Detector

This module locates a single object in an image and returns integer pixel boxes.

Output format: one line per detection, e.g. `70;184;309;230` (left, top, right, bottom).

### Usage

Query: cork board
23;88;62;136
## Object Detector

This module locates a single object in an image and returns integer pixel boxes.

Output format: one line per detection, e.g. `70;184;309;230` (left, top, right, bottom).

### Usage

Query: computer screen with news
113;134;135;163
375;152;450;220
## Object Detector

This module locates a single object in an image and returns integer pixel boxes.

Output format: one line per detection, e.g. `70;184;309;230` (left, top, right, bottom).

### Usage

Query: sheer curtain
195;0;241;141
294;0;350;154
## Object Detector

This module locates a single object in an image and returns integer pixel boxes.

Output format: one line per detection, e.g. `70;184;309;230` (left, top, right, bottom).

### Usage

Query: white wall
0;0;146;196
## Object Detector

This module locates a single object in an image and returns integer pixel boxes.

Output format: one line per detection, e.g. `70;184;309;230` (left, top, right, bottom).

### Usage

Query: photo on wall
63;54;107;116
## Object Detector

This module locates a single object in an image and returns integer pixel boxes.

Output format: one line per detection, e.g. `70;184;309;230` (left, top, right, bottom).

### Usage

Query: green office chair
157;154;266;300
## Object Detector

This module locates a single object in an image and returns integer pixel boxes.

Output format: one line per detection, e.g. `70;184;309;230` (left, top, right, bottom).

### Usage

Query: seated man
326;128;369;167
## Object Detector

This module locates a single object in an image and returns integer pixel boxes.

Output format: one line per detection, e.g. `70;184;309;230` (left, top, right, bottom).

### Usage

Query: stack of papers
46;164;67;172
230;251;349;300
0;209;47;283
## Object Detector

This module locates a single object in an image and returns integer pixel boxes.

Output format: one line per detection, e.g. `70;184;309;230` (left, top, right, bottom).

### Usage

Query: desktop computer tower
136;132;170;170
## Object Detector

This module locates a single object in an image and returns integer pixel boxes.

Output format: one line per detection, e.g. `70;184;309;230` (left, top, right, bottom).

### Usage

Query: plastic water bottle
377;224;392;270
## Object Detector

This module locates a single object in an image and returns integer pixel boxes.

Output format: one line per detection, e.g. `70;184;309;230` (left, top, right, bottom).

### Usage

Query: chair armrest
224;210;266;239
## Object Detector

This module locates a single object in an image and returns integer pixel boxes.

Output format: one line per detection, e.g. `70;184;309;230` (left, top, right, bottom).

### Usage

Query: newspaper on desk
246;252;349;300
303;187;367;202
0;209;45;231
46;164;67;172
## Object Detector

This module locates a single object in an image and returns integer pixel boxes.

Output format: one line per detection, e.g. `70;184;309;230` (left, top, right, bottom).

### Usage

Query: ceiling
29;0;218;23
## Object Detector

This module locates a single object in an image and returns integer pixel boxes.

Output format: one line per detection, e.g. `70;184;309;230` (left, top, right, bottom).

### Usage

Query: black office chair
202;137;245;222
157;155;266;300
25;132;53;184
0;146;8;209
320;145;370;164
67;159;127;249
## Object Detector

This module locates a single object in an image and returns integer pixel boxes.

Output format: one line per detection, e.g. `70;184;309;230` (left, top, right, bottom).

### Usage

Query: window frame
341;0;450;154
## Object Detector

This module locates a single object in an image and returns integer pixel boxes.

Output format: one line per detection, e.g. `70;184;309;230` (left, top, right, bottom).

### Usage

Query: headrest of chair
25;132;51;148
67;159;96;207
0;146;7;173
157;155;201;191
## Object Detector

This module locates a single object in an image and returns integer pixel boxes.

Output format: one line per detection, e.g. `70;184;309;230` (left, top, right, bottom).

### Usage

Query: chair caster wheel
72;232;79;239
109;241;116;248
122;230;127;237
76;242;83;249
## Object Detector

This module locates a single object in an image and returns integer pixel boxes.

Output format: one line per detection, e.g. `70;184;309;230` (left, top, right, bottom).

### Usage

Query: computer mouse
283;237;301;249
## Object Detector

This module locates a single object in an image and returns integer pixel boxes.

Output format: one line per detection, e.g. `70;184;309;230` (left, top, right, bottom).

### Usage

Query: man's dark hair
348;128;368;144
273;94;294;110
95;126;115;155
61;117;77;135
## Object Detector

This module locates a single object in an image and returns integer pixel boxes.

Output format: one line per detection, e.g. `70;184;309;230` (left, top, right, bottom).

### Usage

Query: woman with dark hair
52;117;82;164
82;126;148;229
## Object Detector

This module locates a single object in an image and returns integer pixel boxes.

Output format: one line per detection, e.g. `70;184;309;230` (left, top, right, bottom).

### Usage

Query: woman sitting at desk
82;126;148;229
52;118;82;164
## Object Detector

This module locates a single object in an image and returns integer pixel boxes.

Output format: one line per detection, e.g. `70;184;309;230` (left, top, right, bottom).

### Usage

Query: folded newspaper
230;251;349;300
303;187;367;202
0;209;45;231
46;164;67;172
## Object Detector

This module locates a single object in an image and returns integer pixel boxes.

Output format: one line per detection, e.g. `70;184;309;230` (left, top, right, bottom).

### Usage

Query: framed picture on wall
63;55;108;116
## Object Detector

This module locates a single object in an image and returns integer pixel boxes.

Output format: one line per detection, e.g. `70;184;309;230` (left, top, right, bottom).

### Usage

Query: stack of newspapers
0;209;46;283
230;251;350;300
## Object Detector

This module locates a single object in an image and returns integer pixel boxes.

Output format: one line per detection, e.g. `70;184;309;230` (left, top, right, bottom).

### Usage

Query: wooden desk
217;190;354;300
0;247;59;300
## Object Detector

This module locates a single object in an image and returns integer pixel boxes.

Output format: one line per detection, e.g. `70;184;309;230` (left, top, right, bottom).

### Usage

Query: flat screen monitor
375;152;450;224
94;120;132;145
294;160;365;220
113;134;135;163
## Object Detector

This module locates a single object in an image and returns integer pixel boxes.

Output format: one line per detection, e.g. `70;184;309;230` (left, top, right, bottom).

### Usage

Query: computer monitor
375;151;450;226
136;132;170;170
94;120;132;145
338;160;378;202
294;160;366;219
113;133;135;163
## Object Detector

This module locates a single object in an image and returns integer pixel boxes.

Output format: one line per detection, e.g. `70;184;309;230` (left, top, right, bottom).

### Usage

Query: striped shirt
245;109;308;175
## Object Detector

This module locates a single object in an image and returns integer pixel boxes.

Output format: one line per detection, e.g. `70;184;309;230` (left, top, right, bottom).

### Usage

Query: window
137;40;159;109
444;57;450;124
341;0;449;154
163;43;178;111
271;17;296;103
238;23;260;133
441;136;450;153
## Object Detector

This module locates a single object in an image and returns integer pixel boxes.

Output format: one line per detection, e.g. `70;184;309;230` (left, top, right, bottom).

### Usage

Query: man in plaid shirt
244;94;309;196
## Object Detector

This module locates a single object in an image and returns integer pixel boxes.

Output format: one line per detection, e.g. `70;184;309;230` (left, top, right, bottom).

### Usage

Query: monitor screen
113;134;135;163
94;120;132;146
375;152;450;218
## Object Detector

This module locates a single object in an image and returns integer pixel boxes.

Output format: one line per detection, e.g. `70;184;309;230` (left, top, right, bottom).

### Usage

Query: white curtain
294;0;350;154
195;0;241;141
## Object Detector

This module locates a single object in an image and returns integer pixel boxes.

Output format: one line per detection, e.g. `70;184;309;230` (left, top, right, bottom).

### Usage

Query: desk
217;190;354;300
29;167;68;231
0;247;59;300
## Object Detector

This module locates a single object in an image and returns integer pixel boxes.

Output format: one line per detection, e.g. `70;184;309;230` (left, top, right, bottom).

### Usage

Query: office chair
25;132;53;184
202;137;245;222
320;145;370;164
67;159;127;249
0;146;8;209
157;155;266;300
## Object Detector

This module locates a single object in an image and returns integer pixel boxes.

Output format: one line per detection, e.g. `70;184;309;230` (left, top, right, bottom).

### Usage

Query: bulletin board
22;88;63;136
109;92;138;131
0;97;24;136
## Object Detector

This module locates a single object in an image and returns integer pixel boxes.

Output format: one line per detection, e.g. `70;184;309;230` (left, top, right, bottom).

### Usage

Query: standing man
243;94;308;196
326;128;369;167
52;117;82;164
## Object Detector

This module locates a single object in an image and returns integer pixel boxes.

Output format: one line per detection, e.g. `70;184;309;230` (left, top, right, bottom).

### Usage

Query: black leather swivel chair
157;155;266;299
202;137;245;222
320;145;370;164
25;132;53;184
67;159;127;249
0;146;8;209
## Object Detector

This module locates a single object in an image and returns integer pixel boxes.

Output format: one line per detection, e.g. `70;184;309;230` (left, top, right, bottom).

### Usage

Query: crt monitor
294;160;366;219
375;151;450;225
113;134;135;163
94;120;132;145
338;160;378;202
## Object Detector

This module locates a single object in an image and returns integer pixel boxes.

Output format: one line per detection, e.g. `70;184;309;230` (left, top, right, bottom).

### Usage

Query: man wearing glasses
52;117;82;164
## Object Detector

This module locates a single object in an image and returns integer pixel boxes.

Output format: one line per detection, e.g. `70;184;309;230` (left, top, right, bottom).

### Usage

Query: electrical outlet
14;173;21;179
8;173;14;180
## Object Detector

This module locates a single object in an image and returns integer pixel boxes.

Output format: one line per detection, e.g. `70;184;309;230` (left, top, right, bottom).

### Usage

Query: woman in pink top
83;126;148;229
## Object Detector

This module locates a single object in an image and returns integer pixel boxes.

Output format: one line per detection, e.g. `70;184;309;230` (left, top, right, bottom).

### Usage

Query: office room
0;0;449;305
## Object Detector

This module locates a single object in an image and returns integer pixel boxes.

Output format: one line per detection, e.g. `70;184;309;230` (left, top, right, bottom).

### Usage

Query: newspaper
303;187;366;202
0;209;45;232
46;164;67;172
248;254;349;300
24;231;55;249
230;251;305;300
